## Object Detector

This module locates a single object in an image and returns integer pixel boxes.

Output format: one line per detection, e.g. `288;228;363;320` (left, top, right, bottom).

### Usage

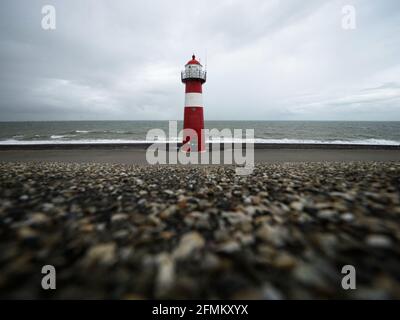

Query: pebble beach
1;161;400;299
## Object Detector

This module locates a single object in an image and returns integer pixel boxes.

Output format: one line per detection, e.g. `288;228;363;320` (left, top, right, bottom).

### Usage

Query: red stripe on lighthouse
185;80;202;93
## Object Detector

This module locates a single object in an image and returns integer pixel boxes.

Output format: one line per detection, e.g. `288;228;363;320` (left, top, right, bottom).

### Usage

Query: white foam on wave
0;139;150;145
0;138;399;145
252;138;400;145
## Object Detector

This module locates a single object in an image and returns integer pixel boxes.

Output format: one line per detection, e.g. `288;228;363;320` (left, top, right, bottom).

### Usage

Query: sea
0;121;399;145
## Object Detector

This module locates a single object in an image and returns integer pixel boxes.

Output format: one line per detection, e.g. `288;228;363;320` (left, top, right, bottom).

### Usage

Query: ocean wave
0;138;399;145
252;138;400;145
0;139;149;145
71;130;134;134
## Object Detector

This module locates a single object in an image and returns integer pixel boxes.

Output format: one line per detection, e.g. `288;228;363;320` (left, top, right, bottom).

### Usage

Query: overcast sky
0;0;399;121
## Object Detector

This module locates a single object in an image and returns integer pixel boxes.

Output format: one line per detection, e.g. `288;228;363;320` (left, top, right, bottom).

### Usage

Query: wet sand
1;144;400;164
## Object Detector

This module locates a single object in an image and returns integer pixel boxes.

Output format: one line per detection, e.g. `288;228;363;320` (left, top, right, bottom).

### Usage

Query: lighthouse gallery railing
181;70;207;82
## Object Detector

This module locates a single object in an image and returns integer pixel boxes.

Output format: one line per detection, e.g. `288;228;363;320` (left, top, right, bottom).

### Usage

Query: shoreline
1;142;400;150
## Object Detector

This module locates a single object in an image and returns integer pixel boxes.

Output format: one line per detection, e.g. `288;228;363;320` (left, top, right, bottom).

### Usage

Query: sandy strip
1;145;400;164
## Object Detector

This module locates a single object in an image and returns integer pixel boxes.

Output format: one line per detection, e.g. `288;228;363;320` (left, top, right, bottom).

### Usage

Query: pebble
26;213;50;226
201;253;221;270
111;213;129;223
293;263;326;287
340;212;355;222
18;227;38;241
317;210;337;220
184;211;210;229
262;283;284;300
173;232;205;260
84;243;117;266
273;252;297;269
222;211;251;225
42;203;55;212
290;201;304;211
366;235;392;248
155;253;175;297
256;224;286;247
113;230;130;240
217;240;241;253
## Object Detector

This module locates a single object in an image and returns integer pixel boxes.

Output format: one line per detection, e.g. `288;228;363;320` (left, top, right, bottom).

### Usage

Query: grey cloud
0;0;399;121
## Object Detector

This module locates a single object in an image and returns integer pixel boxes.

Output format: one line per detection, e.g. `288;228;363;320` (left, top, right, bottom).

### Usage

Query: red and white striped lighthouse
181;54;207;152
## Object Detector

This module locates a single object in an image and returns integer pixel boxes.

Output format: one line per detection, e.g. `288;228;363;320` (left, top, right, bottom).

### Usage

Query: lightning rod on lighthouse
181;54;207;152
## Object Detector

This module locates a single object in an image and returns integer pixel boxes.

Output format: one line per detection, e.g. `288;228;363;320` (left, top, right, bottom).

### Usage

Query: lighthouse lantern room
181;54;207;152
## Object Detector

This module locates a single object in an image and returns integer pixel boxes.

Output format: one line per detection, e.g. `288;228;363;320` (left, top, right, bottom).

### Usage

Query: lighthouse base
183;106;205;152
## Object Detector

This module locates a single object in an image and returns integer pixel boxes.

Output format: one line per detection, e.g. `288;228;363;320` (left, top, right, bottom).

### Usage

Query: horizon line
1;119;400;122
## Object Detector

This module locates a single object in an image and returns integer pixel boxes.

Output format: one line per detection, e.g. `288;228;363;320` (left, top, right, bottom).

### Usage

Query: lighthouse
181;54;207;152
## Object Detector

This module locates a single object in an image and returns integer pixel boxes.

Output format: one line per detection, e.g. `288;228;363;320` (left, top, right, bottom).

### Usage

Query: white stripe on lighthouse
185;92;203;106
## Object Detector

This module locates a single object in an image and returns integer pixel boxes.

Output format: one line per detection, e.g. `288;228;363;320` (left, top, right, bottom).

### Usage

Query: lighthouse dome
186;54;202;66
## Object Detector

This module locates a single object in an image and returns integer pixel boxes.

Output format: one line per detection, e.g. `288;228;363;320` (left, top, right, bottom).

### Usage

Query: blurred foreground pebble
0;162;400;299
